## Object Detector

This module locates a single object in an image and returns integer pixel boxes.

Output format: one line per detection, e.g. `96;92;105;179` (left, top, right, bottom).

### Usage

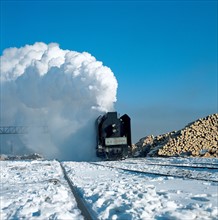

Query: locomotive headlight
112;124;117;133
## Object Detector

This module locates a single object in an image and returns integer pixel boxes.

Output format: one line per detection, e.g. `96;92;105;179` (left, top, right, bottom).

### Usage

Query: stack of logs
134;113;218;158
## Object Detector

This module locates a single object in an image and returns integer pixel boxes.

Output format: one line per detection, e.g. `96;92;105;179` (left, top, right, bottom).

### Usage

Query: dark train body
96;112;132;160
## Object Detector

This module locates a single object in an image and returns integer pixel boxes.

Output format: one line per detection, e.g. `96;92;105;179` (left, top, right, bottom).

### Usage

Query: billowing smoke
0;42;118;161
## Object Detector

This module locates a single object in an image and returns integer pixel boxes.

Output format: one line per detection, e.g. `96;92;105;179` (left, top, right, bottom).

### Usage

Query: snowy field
1;157;218;219
0;160;83;219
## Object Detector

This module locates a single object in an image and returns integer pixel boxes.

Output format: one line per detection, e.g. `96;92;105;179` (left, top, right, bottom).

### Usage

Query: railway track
121;162;218;170
128;158;218;167
60;163;96;220
91;162;218;183
59;160;217;219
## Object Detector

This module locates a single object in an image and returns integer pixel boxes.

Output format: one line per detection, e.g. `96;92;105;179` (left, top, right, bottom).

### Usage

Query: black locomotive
96;112;132;159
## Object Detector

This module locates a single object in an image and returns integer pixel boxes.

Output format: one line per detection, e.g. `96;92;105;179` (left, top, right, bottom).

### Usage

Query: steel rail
60;163;97;220
130;158;218;167
90;162;218;183
121;162;218;170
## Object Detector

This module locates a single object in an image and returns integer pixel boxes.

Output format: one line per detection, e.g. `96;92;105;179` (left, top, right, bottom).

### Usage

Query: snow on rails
1;158;218;219
63;160;218;219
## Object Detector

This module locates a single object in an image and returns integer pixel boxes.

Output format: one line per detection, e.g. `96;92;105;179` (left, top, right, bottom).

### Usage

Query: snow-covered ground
0;160;83;219
1;157;218;219
94;157;218;182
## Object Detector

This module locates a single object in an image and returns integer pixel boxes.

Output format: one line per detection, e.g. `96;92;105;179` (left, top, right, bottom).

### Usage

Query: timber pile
134;113;218;158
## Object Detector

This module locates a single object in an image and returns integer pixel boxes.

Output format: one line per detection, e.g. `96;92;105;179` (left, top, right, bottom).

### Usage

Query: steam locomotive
96;112;132;160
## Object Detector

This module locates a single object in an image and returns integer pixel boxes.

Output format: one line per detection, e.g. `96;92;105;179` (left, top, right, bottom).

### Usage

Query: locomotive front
96;112;131;159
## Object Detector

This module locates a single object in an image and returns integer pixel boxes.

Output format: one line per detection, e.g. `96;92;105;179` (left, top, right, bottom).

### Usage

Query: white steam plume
0;42;118;160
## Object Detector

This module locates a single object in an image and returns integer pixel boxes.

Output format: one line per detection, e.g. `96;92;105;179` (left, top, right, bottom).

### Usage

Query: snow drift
0;42;118;160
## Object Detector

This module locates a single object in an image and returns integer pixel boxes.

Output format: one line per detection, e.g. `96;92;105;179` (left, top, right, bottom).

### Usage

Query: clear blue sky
1;0;217;142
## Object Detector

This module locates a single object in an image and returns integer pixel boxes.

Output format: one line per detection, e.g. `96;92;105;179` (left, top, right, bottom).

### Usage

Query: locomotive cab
96;112;131;160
